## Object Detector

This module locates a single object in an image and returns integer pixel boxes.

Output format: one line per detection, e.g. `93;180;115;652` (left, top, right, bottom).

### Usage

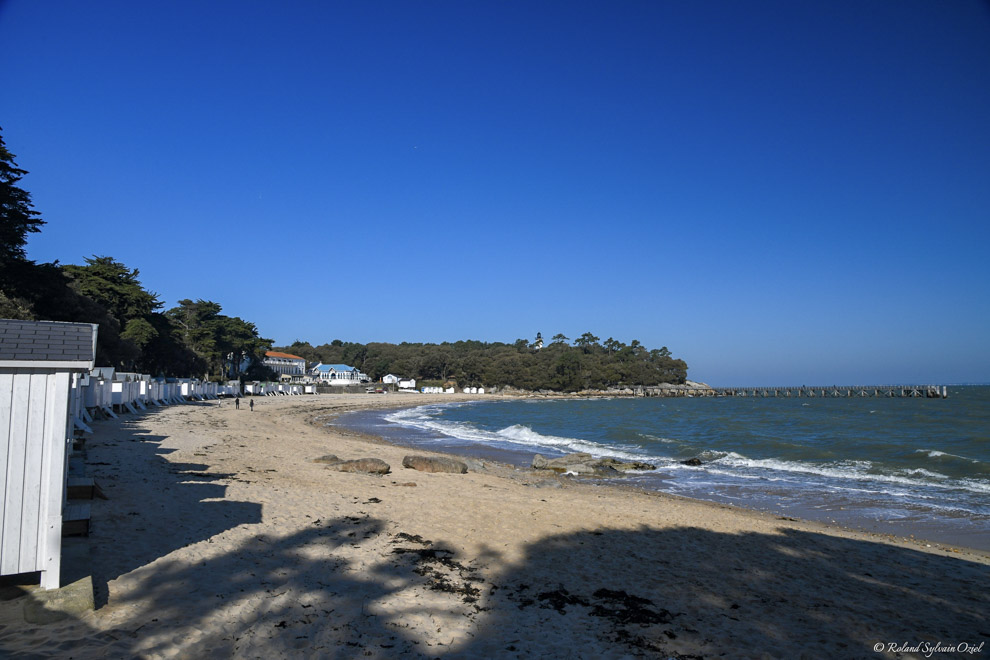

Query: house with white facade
398;378;417;390
264;351;307;378
382;374;400;385
311;363;367;385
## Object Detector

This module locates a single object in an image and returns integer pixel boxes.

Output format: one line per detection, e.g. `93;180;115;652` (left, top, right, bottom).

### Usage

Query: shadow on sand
1;405;987;658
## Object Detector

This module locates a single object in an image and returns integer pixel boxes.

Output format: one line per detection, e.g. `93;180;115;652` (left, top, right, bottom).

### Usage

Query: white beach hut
221;380;242;398
67;373;92;433
84;368;114;417
111;373;142;413
0;319;98;589
147;378;165;405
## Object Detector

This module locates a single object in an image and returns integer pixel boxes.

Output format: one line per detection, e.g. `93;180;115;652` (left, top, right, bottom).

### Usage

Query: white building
0;319;98;590
311;363;367;385
382;374;400;385
264;351;307;377
398;378;417;390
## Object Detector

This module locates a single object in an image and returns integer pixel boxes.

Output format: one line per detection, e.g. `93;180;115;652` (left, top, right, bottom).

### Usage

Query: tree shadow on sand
2;403;988;658
80;408;264;607
20;516;988;658
454;525;990;658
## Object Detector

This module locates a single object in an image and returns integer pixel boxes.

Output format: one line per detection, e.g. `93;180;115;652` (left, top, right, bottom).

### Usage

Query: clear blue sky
2;1;989;386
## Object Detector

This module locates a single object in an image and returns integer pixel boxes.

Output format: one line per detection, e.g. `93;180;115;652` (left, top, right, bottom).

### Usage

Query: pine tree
0;128;44;267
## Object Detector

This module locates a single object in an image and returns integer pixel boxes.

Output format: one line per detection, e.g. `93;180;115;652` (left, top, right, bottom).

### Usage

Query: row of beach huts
418;386;486;394
0;319;322;594
69;368;243;433
74;370;327;432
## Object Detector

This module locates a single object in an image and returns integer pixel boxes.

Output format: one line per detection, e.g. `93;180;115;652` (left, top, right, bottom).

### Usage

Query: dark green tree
165;299;272;379
0;128;44;269
63;256;162;327
603;337;623;356
167;299;273;379
574;332;600;352
0;128;46;316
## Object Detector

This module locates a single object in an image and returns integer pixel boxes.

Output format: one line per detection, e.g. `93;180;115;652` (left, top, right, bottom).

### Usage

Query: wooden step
62;503;91;537
67;477;107;500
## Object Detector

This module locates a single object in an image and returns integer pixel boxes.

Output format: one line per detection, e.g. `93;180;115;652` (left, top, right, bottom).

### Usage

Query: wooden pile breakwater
642;385;949;399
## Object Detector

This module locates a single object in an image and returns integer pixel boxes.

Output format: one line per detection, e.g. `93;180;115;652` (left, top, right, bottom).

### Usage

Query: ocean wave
959;478;990;494
638;433;679;444
383;401;990;501
383;405;494;443
696;451;990;495
385;405;649;461
913;449;983;464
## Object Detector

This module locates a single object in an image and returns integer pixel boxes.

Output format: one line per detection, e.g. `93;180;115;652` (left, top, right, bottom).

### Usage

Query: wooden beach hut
0;319;98;589
84;368;115;418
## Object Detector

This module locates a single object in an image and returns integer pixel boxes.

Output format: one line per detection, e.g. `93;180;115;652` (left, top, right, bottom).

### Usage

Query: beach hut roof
0;319;97;369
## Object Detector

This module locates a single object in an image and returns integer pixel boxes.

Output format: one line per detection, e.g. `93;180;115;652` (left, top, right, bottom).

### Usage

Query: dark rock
532;453;594;473
681;457;703;466
550;452;594;467
532;452;653;477
335;458;391;474
591;465;623;477
596;457;657;471
559;462;596;476
402;455;468;474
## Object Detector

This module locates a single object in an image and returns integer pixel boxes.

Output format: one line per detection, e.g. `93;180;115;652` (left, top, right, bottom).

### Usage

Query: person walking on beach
249;399;254;412
235;398;240;410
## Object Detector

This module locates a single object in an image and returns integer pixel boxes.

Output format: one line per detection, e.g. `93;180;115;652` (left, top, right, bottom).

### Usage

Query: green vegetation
275;335;687;392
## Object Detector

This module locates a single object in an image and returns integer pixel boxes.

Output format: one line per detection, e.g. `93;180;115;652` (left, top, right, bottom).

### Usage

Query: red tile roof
265;351;306;361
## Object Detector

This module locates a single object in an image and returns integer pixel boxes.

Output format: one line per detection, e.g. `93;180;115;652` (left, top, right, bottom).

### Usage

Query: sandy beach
1;393;987;659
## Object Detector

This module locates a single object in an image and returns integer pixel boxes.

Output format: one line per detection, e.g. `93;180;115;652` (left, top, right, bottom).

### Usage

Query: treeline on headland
2;254;275;381
1;127;688;390
274;334;688;392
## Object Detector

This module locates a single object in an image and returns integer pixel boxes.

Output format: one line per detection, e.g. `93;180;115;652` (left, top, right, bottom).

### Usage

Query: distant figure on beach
249;399;254;412
235;398;240;410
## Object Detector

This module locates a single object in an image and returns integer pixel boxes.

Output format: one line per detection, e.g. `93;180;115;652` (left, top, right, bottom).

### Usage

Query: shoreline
332;394;990;555
2;393;987;658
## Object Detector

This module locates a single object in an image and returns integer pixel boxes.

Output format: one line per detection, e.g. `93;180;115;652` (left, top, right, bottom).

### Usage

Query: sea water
334;386;990;550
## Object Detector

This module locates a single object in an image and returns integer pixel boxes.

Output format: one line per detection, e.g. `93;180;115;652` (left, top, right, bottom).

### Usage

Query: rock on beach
402;455;469;474
334;458;391;474
532;452;656;477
